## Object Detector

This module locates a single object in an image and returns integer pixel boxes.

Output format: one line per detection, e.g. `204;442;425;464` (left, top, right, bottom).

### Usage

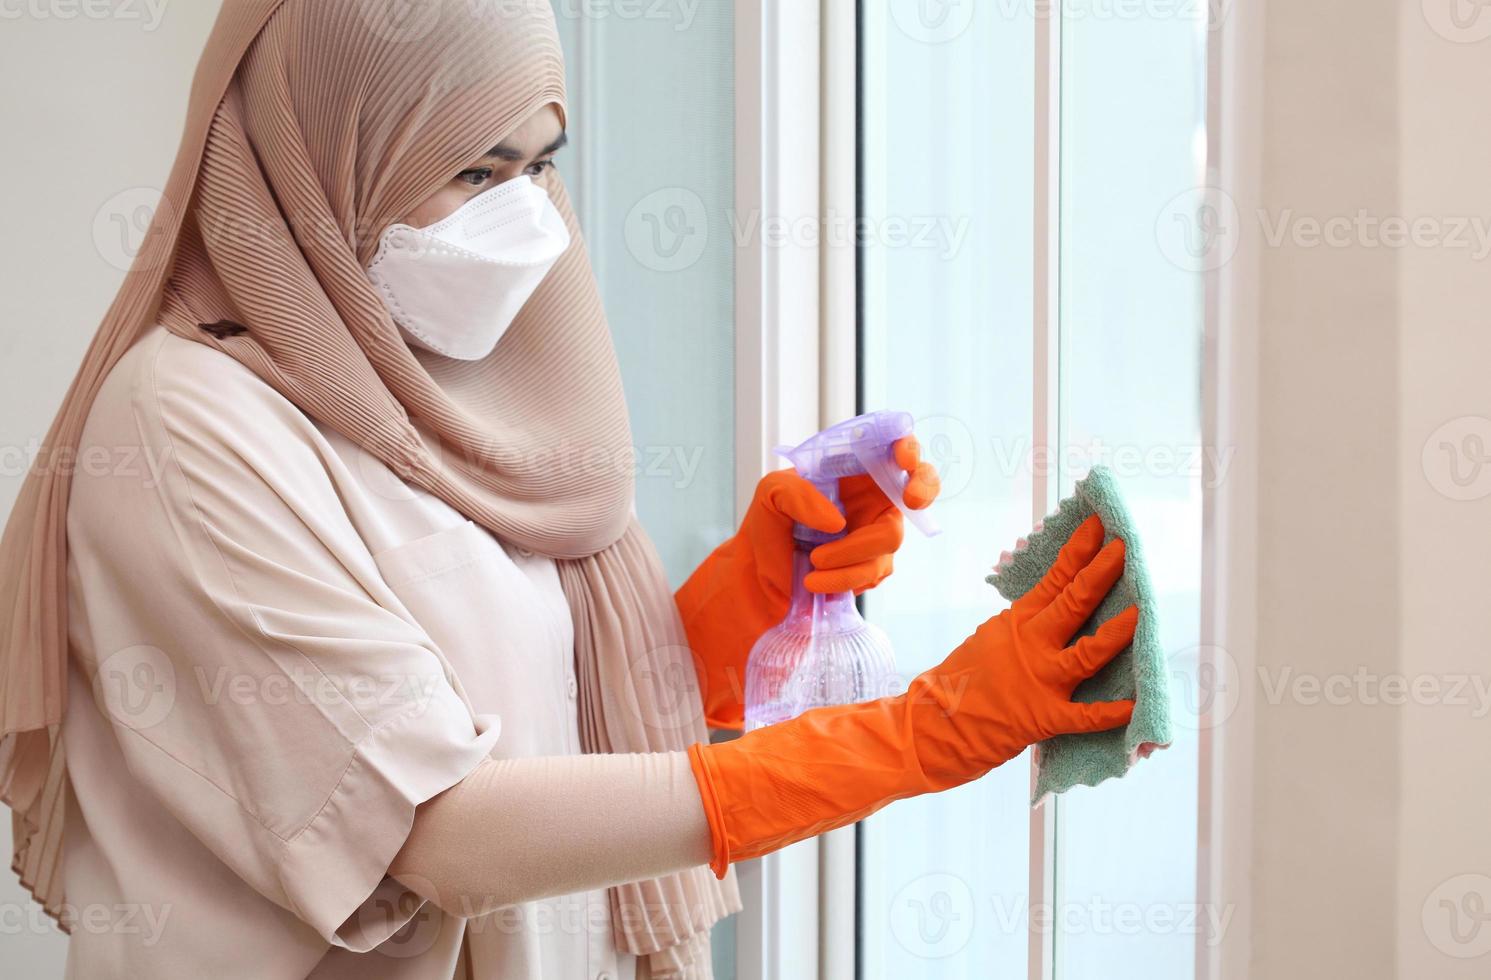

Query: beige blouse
59;322;650;979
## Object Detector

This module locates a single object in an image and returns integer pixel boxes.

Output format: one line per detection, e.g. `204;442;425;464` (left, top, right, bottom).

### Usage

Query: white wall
1395;2;1491;976
1251;0;1402;974
1219;1;1491;976
0;5;224;974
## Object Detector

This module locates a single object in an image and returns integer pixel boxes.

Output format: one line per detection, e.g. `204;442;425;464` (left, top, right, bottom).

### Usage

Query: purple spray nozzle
773;410;943;545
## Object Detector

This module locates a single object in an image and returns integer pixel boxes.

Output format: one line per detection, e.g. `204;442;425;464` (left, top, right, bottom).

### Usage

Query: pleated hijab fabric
0;1;740;973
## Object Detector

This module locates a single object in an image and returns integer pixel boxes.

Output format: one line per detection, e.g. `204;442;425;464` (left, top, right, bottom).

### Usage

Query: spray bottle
742;411;941;731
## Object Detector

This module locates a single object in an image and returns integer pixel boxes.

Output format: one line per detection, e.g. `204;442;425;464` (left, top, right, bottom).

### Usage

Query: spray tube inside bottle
742;411;941;731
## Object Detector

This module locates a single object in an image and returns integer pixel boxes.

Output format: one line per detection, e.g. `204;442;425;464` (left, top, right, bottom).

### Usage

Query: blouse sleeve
64;334;501;951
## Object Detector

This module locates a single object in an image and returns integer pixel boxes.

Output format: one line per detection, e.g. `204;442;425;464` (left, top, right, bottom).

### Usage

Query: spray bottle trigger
850;438;942;537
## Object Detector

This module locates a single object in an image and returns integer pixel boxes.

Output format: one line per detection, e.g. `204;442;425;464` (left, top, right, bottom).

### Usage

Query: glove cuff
684;695;939;877
686;740;732;879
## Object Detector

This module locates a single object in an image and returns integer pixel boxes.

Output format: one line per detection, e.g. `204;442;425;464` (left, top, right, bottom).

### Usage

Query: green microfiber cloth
985;465;1173;806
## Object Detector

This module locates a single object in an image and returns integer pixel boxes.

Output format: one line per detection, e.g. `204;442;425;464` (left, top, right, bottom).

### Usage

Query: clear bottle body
743;544;904;731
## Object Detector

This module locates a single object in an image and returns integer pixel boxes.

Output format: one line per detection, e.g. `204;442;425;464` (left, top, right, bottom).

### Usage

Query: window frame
729;1;831;977
1197;0;1262;978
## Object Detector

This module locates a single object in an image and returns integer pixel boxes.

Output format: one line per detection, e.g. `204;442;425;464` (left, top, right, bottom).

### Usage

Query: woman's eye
524;159;556;178
457;167;494;187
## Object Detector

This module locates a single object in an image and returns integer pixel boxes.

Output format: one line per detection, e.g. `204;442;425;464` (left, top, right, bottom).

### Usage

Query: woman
0;2;1137;977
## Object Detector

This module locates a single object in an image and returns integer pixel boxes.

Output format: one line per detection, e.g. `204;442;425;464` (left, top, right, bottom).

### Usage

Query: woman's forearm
390;749;714;917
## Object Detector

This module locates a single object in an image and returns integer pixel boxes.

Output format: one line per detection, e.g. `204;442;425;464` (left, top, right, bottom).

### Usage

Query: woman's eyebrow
485;130;569;161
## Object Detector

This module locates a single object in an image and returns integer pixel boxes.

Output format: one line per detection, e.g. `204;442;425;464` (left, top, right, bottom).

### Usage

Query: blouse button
514;545;534;558
566;674;578;700
596;973;614;980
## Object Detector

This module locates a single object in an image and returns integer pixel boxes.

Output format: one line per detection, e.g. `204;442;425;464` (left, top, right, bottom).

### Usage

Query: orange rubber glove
685;514;1136;877
675;435;940;730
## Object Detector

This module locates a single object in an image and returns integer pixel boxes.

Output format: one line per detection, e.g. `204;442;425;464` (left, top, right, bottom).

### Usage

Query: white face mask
366;173;571;360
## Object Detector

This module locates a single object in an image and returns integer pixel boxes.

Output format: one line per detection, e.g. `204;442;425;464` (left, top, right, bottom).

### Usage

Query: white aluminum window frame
1198;0;1262;978
729;1;830;978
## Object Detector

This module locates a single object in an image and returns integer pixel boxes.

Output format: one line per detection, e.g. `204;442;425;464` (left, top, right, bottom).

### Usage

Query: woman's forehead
484;103;566;159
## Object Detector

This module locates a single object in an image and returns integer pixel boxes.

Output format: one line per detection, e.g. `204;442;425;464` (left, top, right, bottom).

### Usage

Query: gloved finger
1054;698;1135;735
1033;536;1126;643
1012;514;1104;616
904;461;940;510
810;512;903;569
760;469;846;534
853;560;895;595
893;434;921;471
892;437;941;510
804;554;892;594
1063;606;1138;680
835;474;890;525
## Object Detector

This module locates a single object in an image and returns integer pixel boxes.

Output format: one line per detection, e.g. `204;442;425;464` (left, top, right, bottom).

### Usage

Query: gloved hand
675;436;940;730
685;514;1136;877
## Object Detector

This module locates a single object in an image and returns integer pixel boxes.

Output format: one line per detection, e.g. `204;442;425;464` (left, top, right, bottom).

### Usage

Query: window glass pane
1053;4;1207;979
859;5;1036;977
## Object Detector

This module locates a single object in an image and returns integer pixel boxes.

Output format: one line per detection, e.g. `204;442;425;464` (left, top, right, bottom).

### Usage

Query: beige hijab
0;0;739;972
